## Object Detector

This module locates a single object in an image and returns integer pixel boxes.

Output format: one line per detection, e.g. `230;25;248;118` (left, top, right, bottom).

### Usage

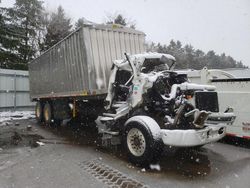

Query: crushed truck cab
97;52;235;165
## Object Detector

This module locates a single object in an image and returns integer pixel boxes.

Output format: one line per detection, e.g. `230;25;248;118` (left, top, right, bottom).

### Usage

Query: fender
125;116;161;140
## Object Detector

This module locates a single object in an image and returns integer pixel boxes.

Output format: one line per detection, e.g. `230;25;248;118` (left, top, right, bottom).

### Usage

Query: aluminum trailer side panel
29;24;146;100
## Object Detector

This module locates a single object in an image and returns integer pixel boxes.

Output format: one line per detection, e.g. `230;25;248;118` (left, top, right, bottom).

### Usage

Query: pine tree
0;7;24;69
75;18;85;28
43;6;72;50
13;0;45;67
106;13;136;28
149;40;247;69
113;14;126;26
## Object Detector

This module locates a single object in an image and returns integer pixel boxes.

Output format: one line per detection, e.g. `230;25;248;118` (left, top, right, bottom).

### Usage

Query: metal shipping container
29;24;146;100
0;68;34;111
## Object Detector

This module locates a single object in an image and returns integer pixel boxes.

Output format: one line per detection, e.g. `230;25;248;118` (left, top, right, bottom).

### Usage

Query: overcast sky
1;0;250;66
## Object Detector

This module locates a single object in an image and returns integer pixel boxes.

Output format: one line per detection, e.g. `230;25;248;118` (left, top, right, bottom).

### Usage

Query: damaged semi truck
29;24;235;165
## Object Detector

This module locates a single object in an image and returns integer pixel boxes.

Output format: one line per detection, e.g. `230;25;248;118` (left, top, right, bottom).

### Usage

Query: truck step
112;103;127;108
102;113;117;117
114;101;127;104
99;116;114;121
101;130;119;136
115;105;129;114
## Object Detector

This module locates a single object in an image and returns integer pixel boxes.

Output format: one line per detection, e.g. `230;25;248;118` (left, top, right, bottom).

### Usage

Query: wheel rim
36;105;41;119
44;106;50;122
127;128;146;157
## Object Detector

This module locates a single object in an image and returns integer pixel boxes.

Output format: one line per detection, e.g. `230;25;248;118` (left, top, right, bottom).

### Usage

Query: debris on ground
0;111;35;124
149;164;161;171
36;141;45;146
0;120;44;149
11;132;22;145
27;125;32;131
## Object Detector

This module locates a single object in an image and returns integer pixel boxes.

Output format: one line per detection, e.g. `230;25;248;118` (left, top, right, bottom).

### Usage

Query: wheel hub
133;136;141;147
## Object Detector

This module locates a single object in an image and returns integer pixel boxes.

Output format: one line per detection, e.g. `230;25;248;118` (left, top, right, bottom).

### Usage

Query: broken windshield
141;58;170;73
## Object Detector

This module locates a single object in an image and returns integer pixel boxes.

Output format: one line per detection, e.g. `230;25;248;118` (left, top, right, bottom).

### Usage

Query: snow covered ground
0;111;35;125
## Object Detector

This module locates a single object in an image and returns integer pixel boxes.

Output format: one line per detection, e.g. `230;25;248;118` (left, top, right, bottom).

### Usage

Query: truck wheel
124;116;163;166
191;145;204;150
35;102;43;123
43;103;52;125
54;119;62;127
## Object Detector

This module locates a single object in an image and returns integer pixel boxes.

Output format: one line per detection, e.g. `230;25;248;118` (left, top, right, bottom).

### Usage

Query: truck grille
195;91;219;112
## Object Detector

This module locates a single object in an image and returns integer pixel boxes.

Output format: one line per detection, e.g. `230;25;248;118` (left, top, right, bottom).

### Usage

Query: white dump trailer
181;68;250;139
29;24;145;99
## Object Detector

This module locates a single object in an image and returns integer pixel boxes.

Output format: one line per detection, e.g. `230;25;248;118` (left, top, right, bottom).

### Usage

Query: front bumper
206;112;236;125
160;124;226;147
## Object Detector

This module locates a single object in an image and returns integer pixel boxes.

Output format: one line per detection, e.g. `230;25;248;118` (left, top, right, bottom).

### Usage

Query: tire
43;102;52;125
124;116;163;166
190;145;204;150
43;102;63;127
35;102;43;123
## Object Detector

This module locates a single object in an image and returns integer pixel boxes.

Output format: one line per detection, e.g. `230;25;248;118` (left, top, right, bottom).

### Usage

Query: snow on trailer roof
130;52;176;61
88;23;146;35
